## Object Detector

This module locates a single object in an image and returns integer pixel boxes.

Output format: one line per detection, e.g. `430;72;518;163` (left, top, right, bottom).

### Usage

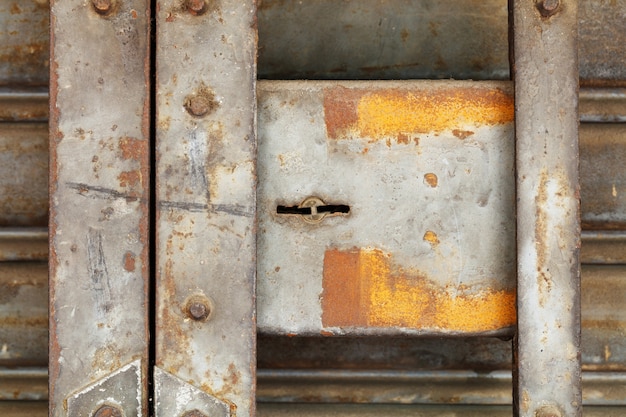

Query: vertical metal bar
154;1;257;416
49;1;151;416
513;0;581;416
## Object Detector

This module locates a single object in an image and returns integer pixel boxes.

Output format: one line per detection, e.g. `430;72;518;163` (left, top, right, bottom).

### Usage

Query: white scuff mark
613;184;618;198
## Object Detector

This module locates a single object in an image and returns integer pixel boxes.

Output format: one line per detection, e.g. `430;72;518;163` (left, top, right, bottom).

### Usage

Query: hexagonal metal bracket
154;367;230;417
67;360;142;417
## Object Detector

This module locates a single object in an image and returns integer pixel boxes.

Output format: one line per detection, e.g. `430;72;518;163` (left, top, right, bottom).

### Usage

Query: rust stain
424;173;438;188
322;248;516;332
123;251;136;272
324;86;513;141
452;129;475;140
423;230;439;246
118;137;145;160
535;169;552;305
118;170;142;188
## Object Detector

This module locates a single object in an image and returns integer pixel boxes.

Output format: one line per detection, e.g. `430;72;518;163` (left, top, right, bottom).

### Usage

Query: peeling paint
322;248;515;332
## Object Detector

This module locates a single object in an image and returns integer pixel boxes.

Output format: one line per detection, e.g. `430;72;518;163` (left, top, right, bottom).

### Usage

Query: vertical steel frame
49;0;151;416
154;1;257;416
513;0;581;416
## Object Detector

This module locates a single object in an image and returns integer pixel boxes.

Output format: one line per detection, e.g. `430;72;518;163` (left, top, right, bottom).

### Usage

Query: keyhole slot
276;197;350;223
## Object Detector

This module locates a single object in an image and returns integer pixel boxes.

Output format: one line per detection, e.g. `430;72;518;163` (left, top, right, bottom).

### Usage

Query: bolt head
93;404;123;417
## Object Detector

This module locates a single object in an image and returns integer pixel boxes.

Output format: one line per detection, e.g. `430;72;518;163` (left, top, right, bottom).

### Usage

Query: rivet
93;404;123;417
181;409;208;417
185;295;212;322
188;301;210;321
537;0;560;16
186;0;208;15
534;405;562;417
92;0;115;15
184;96;212;118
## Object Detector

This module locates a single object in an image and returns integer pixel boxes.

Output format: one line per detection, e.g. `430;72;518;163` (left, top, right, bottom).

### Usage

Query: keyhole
277;197;350;224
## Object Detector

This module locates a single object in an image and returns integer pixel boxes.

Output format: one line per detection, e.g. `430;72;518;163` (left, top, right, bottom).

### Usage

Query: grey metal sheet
513;0;581;415
154;0;257;415
257;80;516;336
49;0;151;415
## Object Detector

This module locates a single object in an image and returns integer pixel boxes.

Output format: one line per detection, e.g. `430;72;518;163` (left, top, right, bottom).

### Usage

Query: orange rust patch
118;137;145;160
324;87;513;141
123;251;136;272
322;248;516;332
118;170;142;187
423;231;439;246
424;173;438;188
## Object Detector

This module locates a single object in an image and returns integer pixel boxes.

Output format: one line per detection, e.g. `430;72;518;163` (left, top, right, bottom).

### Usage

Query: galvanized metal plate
155;0;257;415
257;80;516;336
49;0;150;415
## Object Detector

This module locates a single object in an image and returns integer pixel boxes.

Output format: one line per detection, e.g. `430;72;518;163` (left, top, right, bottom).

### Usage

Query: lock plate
257;80;516;336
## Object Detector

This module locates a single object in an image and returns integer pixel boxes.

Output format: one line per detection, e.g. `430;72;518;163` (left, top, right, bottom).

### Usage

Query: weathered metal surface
257;0;510;81
581;231;626;264
0;228;47;262
0;262;47;367
0;368;47;401
0;123;48;227
581;124;626;229
256;404;626;417
0;402;47;417
579;0;626;87
513;0;581;416
256;0;626;85
0;0;49;86
49;0;150;415
0;96;622;233
581;266;626;371
580;89;626;123
0;89;48;121
154;368;229;417
258;370;626;406
257;80;516;335
258;335;513;371
154;0;257;415
66;360;142;417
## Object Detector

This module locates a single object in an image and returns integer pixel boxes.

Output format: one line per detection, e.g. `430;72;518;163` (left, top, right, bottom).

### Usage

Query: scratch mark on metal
159;201;254;217
66;182;142;202
87;228;112;317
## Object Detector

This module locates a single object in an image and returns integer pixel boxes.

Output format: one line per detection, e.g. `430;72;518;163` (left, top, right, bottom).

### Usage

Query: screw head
92;0;115;15
186;0;208;15
181;409;208;417
93;404;123;417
